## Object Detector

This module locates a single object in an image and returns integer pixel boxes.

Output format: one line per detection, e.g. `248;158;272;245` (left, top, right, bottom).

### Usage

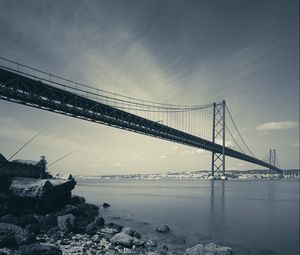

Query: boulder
184;243;233;255
0;214;37;227
95;216;105;227
57;214;76;233
103;202;111;208
0;223;33;246
0;248;15;255
110;232;133;248
20;243;62;255
69;195;85;205
107;222;122;232
85;222;97;235
156;225;170;233
121;227;141;238
9;177;76;210
0;230;15;248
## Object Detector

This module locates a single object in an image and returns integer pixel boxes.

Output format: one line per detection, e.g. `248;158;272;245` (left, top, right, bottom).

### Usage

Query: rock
132;237;145;246
103;202;111;208
91;234;100;242
69;195;85;205
156;225;170;233
184;243;233;255
100;227;119;235
121;227;141;238
60;205;78;215
0;248;15;255
20;243;62;255
95;217;105;227
145;240;157;247
0;223;33;246
107;222;122;232
8;177;76;210
0;214;37;227
57;214;76;233
110;232;133;248
0;230;15;248
85;222;97;235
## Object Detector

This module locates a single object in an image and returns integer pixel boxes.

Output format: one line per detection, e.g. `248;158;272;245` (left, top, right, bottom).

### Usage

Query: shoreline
0;176;233;255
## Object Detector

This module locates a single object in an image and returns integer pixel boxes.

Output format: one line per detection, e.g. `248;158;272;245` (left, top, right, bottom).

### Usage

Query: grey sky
0;0;299;175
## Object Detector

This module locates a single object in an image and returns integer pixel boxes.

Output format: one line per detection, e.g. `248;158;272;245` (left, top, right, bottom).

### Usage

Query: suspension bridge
0;57;282;177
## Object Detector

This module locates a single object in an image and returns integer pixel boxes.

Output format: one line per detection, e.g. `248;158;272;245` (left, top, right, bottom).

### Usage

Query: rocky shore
0;175;233;255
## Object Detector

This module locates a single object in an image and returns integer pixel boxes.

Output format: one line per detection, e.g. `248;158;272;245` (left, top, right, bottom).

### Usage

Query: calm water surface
74;179;299;255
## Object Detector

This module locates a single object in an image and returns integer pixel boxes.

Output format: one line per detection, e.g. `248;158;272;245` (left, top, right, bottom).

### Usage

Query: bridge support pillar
211;100;226;178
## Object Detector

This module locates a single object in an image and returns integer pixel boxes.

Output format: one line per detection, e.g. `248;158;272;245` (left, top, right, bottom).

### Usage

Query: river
74;179;299;255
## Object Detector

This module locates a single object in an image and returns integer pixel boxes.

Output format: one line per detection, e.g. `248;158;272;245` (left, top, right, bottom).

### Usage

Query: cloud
256;121;298;131
159;155;167;159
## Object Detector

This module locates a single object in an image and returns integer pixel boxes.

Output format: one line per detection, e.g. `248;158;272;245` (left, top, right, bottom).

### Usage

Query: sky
0;0;299;175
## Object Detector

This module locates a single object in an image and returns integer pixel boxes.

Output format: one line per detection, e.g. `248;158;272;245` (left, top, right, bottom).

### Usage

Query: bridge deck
0;67;282;173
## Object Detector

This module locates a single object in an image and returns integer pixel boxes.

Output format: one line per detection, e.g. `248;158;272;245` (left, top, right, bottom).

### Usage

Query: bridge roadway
0;66;282;173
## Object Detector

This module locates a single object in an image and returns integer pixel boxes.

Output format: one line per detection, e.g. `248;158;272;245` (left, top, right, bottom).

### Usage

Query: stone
103;203;111;208
8;177;76;210
20;243;62;255
100;227;119;235
145;240;157;247
0;230;15;248
85;222;97;235
0;214;37;227
0;223;33;246
184;243;233;255
91;234;100;242
155;225;170;233
69;195;85;205
121;227;141;238
132;237;145;247
0;248;15;255
57;214;76;233
107;223;122;232
110;232;133;248
95;217;105;227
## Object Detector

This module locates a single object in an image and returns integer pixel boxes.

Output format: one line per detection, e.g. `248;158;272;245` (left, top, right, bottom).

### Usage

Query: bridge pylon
211;100;226;179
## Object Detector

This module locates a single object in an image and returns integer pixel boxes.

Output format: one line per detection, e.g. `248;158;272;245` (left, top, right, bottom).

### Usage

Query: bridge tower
268;149;278;168
211;100;226;178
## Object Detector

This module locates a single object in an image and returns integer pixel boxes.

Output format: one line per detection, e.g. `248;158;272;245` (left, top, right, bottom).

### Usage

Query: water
74;179;299;255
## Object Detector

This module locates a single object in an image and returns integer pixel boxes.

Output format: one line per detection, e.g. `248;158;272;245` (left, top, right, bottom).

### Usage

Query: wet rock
69;195;85;205
110;232;133;248
156;225;170;233
107;222;122;232
145;240;157;247
184;243;233;255
132;237;145;247
0;248;16;255
0;214;37;228
0;229;15;248
20;243;62;255
100;227;119;235
57;214;76;233
121;227;141;238
103;202;111;208
8;178;76;211
85;222;97;235
0;223;33;246
91;234;100;242
59;205;78;215
95;216;105;227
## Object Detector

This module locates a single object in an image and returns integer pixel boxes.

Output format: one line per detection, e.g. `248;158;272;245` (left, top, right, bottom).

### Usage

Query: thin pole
211;102;216;176
222;100;226;176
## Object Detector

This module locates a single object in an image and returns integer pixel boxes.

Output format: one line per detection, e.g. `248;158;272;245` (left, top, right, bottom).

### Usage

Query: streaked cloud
256;121;298;131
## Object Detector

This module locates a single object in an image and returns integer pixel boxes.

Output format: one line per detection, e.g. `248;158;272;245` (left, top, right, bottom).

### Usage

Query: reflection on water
209;181;226;237
75;179;299;255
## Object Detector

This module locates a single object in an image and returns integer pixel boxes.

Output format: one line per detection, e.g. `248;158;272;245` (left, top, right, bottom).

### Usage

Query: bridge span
0;57;282;175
